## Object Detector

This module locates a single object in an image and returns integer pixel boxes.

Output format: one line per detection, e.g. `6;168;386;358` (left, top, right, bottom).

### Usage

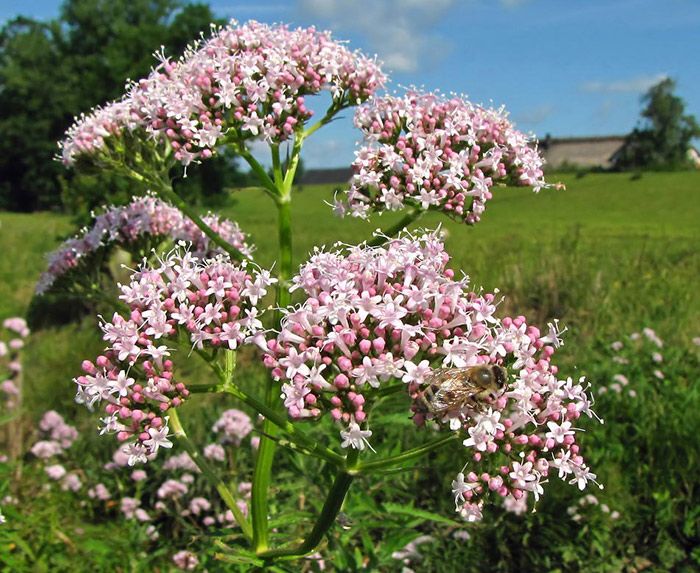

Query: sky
2;0;699;168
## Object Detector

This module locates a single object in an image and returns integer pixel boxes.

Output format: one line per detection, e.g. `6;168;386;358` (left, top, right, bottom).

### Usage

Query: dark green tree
613;78;700;170
0;0;244;212
0;18;75;211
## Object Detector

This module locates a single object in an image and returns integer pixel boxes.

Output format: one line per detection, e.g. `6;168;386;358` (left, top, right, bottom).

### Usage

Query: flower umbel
37;194;253;295
264;229;598;517
60;20;386;168
74;247;274;463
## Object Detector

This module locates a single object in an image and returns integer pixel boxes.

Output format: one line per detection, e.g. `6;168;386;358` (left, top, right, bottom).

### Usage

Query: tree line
0;0;255;213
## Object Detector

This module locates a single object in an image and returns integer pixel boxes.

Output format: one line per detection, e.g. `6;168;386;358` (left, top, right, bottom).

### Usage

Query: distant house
539;135;626;170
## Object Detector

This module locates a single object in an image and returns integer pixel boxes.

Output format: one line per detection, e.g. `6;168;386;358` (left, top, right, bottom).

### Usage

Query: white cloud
298;0;456;73
592;99;617;125
516;104;555;126
581;73;668;94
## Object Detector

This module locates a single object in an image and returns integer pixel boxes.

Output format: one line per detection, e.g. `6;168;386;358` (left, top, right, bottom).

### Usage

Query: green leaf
4;532;36;560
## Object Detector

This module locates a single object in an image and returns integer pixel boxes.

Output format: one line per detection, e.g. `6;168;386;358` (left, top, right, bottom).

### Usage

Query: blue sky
3;0;699;168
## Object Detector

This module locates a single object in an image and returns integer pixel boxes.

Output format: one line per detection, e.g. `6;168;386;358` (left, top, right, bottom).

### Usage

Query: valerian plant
41;19;601;568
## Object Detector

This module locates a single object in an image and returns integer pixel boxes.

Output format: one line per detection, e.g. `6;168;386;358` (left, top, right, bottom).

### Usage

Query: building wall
542;137;625;169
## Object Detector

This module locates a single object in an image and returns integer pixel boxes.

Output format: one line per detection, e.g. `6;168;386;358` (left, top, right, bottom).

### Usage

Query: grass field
2;170;698;335
1;171;698;412
1;171;699;571
3;170;699;313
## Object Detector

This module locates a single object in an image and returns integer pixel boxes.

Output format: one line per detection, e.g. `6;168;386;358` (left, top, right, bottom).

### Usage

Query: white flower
144;424;173;454
551;450;573;479
545;420;575;444
474;408;504;435
463;426;492;452
124;443;148;466
458;502;483;522
99;414;124;435
401;360;432;385
540;319;566;348
509;461;537;489
569;464;599;491
451;473;478;508
340;423;374;451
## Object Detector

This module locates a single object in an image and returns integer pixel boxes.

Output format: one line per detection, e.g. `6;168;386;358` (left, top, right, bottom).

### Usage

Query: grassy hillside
2;170;698;331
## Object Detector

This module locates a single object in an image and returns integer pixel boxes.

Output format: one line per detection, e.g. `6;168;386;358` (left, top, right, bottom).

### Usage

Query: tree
0;0;232;212
613;78;700;170
0;18;75;211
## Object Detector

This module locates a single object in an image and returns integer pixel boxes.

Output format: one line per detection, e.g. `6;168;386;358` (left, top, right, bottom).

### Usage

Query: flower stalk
257;470;355;561
168;409;253;540
250;136;299;551
368;207;424;247
355;433;460;473
151;178;247;262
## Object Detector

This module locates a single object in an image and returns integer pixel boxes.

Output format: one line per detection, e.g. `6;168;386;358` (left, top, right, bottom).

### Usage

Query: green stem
187;382;221;394
244;101;344;556
251;152;296;552
234;143;279;198
220;384;343;466
367;208;424;247
151;178;246;262
186;354;343;476
355;433;459;473
271;144;284;189
168;409;253;540
258;471;355;560
275;198;294;301
282;134;305;192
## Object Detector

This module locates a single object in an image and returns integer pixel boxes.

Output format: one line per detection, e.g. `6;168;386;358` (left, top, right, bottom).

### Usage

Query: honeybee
415;364;508;416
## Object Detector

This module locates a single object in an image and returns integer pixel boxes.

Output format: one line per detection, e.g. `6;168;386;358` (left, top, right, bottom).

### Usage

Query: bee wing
427;369;481;413
423;367;467;387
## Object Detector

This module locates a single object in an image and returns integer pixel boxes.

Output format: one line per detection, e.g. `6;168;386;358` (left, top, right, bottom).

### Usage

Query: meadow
1;170;699;571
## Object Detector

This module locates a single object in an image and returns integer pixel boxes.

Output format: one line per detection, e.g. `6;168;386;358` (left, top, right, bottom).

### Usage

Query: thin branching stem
168;409;253;540
367;208;425;247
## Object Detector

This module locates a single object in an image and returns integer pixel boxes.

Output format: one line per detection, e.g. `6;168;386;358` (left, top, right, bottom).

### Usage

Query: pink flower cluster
59;99;140;167
449;368;599;522
30;410;79;460
37;195;252;295
172;550;199;571
335;91;548;224
1;317;29;411
74;248;274;464
211;408;253;445
100;441;250;531
262;230;598;519
2;317;30;338
29;411;83;492
264;230;487;426
61;20;386;167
